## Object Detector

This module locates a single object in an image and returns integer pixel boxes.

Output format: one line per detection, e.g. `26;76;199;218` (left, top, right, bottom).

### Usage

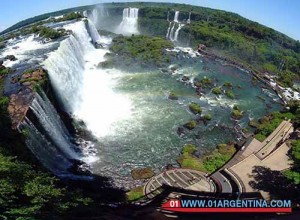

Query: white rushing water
174;23;185;41
20;117;73;175
30;90;79;159
166;11;184;42
187;11;191;24
44;20;132;138
1;34;58;68
174;11;179;23
116;8;139;35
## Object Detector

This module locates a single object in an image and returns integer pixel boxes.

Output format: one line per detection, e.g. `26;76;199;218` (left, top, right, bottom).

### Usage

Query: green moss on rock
204;113;212;120
212;87;222;95
177;144;205;171
225;90;235;99
168;92;179;100
189;102;202;114
184;120;197;130
126;186;144;201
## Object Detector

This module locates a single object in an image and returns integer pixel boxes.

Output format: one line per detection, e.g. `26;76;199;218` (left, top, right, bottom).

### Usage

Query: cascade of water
174;11;180;23
166;11;186;42
45;20;131;138
187;11;191;24
169;23;176;41
20;117;73;175
116;8;139;35
43;21;93;113
166;22;172;38
30;91;79;159
83;10;88;17
174;24;185;41
87;18;102;44
91;9;99;27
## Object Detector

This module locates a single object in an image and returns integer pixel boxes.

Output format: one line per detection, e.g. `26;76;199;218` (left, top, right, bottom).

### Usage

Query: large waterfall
30;90;79;159
116;8;139;35
44;20;131;138
19;91;78;177
44;22;93;113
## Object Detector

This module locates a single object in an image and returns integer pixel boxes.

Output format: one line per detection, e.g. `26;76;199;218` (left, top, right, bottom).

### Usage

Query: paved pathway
144;169;215;198
143;121;293;200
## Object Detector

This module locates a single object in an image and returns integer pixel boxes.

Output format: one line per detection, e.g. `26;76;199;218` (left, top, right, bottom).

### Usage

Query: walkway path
144;169;215;198
143;121;294;200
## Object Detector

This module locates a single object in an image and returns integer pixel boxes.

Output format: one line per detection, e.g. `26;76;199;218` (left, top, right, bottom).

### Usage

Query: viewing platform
144;120;294;200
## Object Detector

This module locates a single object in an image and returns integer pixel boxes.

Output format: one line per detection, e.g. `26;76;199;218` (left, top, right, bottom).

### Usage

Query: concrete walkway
144;169;215;198
143;121;294;200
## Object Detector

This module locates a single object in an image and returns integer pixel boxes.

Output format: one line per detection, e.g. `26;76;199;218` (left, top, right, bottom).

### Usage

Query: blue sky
0;0;299;40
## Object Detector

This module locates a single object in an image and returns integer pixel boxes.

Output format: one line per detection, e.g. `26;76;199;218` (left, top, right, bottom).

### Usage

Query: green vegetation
231;105;244;120
212;87;222;95
204;113;212;121
58;12;83;21
0;153;91;219
37;26;66;39
182;144;197;154
188;102;202;114
285;140;300;184
0;90;93;219
126;186;144;201
109;35;173;67
183;120;197;130
0;67;11;75
2;3;300;86
223;82;233;88
177;143;236;173
168;92;179;100
203;144;236;173
177;144;205;171
253;111;295;141
225;90;235;99
200;77;212;87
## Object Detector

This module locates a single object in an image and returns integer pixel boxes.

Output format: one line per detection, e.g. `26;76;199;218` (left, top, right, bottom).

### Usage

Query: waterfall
20;117;73;176
174;11;179;23
166;22;172;38
116;8;139;35
30;91;79;159
166;11;185;42
43;21;93;113
169;23;176;41
45;20;131;137
187;11;191;24
87;18;102;44
174;24;185;41
91;9;99;27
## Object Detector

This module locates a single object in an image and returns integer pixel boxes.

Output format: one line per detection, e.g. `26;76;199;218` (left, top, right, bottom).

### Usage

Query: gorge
0;2;299;192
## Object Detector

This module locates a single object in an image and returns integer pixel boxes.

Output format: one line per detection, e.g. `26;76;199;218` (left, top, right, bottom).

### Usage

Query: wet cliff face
8;68;47;129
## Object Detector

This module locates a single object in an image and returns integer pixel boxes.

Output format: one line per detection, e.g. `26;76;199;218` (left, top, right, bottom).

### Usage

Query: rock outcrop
131;167;155;180
7;68;47;129
8;92;33;129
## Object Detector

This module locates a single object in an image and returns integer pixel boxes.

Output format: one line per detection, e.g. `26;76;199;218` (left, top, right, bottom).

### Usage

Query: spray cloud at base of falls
115;8;139;36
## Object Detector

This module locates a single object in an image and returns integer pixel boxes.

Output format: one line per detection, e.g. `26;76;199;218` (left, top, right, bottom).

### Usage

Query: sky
0;0;299;40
